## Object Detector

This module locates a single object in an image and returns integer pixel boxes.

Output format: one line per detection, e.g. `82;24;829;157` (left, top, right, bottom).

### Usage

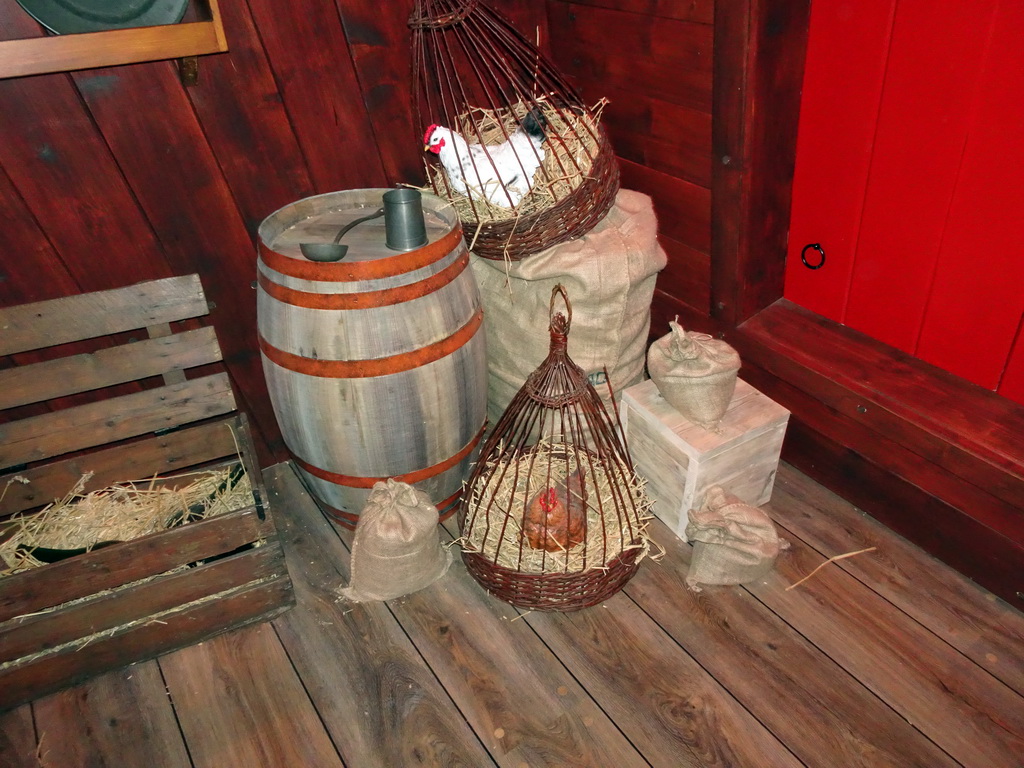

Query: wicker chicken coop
458;286;650;611
410;0;620;261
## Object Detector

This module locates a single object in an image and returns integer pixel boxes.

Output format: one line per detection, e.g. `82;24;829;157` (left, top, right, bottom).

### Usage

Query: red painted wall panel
785;0;1024;406
999;321;1024;403
843;0;997;353
784;0;896;320
914;1;1024;391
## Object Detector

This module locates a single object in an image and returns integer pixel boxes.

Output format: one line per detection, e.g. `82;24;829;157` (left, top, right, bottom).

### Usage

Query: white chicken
424;110;547;208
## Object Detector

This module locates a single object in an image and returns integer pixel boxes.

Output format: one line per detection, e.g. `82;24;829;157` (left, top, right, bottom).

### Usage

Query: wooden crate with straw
0;275;294;712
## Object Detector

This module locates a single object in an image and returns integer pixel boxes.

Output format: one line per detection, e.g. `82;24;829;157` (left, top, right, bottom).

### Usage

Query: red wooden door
785;0;1024;405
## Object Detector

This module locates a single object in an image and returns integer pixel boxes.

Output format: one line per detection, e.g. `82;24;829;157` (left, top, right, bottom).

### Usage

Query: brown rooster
523;469;588;552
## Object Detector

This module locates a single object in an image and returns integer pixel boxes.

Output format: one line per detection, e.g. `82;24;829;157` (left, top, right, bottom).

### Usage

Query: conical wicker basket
458;286;650;611
410;0;619;261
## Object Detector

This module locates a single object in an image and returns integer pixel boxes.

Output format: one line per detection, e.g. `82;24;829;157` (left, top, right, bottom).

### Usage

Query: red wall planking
72;61;285;452
546;0;713;314
0;35;174;294
185;0;316;235
556;0;713;25
244;0;388;193
598;84;712;188
842;0;997;353
785;0;1024;405
784;0;896;320
914;0;1024;391
999;323;1024;403
0;167;81;306
334;0;422;186
546;2;713;113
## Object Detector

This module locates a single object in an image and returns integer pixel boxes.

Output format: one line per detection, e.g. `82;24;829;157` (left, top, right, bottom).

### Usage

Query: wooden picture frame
0;0;226;79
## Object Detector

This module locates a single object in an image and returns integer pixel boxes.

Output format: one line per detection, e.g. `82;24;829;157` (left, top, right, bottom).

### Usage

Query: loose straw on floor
785;547;877;591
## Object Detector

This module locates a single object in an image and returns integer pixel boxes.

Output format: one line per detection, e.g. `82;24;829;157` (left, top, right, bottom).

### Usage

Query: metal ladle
299;207;385;262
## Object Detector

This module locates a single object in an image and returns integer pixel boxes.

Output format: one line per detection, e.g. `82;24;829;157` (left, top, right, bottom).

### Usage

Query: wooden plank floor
2;461;1022;767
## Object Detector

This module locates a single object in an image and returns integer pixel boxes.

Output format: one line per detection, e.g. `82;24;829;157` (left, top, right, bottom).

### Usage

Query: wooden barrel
256;189;487;527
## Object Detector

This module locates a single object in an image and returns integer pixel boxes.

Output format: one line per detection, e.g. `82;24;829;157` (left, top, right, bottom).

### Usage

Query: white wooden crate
621;378;790;540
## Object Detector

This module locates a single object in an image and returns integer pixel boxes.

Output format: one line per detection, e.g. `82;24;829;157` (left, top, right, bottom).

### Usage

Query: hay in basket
461;437;652;575
422;98;608;233
458;285;654;611
0;466;252;578
412;0;620;260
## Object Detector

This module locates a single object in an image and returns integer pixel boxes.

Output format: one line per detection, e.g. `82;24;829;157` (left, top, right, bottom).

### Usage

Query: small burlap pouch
647;321;741;428
340;479;451;602
684;486;787;591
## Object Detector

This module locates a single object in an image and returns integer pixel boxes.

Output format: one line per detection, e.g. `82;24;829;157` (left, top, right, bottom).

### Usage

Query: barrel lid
258;189;461;281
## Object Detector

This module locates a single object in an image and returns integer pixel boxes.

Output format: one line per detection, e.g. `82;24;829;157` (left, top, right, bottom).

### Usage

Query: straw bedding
461;440;653;574
424;98;608;229
0;467;252;578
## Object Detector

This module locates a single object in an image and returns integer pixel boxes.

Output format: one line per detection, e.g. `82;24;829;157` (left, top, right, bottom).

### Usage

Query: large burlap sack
340;479;451;602
684;486;787;591
471;189;667;426
647;321;740;428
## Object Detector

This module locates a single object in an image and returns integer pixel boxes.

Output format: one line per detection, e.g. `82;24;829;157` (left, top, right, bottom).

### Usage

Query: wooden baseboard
738;301;1024;511
650;291;1024;606
741;362;1024;599
780;414;1023;597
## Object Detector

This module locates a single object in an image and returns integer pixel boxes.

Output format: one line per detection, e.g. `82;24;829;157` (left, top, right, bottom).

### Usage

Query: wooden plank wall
0;0;549;464
545;0;715;317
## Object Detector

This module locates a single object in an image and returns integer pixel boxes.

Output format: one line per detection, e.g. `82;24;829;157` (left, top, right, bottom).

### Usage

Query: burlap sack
647;321;740;428
684;486;786;591
340;479;451;602
471;189;667;425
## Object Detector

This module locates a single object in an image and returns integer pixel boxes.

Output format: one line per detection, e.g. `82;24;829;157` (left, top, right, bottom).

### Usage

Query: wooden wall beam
711;0;810;325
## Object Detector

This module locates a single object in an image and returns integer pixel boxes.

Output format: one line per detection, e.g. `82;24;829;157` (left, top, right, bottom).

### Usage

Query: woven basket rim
461;542;642;611
456;123;620;261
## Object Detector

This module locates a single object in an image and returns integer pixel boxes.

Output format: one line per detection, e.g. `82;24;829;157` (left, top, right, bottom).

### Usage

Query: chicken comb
538;487;558;512
423;124;440;145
